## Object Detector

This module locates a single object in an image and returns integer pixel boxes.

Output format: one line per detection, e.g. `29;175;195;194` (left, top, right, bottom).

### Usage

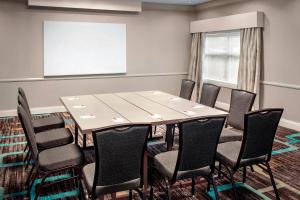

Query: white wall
0;0;194;112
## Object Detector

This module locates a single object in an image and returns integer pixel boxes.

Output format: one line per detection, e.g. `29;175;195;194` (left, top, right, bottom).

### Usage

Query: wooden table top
60;91;227;133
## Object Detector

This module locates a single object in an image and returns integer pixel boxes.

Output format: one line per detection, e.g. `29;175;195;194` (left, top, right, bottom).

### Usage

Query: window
203;31;240;88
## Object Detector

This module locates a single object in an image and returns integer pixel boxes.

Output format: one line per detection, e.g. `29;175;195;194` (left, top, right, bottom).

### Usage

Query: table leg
166;124;174;151
74;126;78;145
83;134;87;148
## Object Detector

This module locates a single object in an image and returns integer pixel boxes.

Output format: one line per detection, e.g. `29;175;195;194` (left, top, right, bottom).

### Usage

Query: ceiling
142;0;211;5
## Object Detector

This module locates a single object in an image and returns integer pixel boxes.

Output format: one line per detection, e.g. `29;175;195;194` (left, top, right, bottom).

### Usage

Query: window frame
202;30;240;89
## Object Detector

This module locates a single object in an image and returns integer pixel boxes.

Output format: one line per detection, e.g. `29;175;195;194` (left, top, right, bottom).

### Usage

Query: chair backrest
174;116;226;180
236;109;283;167
227;89;256;130
18;95;32;118
92;125;150;192
179;79;195;100
18;88;32;116
17;105;38;160
199;83;220;107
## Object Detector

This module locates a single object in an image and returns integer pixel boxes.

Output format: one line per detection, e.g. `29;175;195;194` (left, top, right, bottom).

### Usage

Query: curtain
238;28;262;108
188;33;203;102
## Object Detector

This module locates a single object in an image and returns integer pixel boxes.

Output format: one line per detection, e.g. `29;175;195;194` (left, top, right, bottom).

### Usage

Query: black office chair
219;89;256;143
18;96;73;166
82;125;151;200
151;116;226;199
18;87;65;133
179;79;196;100
18;105;83;200
216;108;283;200
199;83;220;108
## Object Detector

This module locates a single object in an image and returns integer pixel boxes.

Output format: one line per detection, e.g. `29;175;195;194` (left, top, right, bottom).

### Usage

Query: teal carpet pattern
0;113;300;199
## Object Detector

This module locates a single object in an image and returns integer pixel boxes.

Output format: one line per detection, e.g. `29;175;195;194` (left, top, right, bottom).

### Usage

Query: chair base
26;165;81;200
216;162;281;200
150;169;219;200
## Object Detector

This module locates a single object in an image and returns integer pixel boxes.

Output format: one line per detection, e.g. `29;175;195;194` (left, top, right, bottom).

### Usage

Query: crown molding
195;0;250;11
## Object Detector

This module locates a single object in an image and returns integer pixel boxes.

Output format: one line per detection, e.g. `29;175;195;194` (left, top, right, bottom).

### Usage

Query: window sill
203;79;237;89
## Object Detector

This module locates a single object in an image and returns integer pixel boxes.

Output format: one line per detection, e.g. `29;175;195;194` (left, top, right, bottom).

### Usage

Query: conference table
60;90;227;194
60;90;227;150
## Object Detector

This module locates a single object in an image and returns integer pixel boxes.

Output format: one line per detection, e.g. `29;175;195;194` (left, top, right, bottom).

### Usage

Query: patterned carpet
0;112;299;199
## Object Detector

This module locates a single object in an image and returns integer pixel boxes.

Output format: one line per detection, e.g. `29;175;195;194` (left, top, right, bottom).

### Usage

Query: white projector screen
44;21;126;76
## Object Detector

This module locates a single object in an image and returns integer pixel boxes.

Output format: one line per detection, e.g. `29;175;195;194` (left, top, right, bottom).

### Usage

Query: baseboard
0;106;66;117
279;118;300;132
215;101;300;131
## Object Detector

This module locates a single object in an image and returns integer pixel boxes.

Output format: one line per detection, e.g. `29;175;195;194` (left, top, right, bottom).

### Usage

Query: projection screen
44;21;126;76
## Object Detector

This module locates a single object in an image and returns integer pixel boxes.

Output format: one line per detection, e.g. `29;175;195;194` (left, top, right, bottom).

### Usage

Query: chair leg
150;186;154;200
266;162;280;200
229;171;238;199
129;190;133;200
24;143;29;152
224;166;238;199
218;163;222;178
250;165;255;172
192;178;195;196
78;176;85;200
27;170;38;197
76;168;83;191
172;126;175;137
206;178;211;192
166;181;172;200
242;167;247;183
24;150;30;163
153;126;157;135
210;174;219;200
25;154;32;169
25;164;35;186
35;175;47;200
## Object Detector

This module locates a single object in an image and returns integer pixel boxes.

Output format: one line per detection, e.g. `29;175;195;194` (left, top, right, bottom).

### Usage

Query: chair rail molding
0;72;188;83
261;81;300;90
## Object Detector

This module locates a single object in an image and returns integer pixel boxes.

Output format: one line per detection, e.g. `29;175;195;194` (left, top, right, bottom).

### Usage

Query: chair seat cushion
219;128;243;143
217;141;268;168
39;144;83;172
36;128;73;150
154;150;211;180
33;116;65;133
154;151;178;179
82;163;140;196
216;141;242;167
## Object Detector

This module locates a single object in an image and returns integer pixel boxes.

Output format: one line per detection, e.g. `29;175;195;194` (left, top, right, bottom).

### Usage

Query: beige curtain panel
188;32;203;102
238;28;262;93
238;27;262;107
